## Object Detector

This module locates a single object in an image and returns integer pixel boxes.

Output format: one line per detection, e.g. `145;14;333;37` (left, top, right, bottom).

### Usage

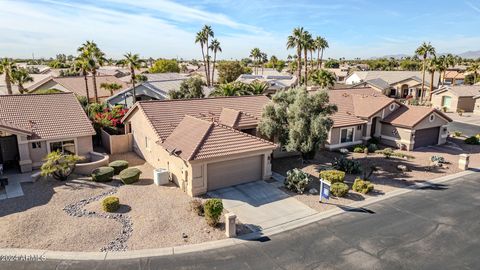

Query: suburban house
325;88;452;151
106;73;192;108
236;74;298;94
121;96;276;196
0;73;51;95
0;93;95;173
346;71;440;99
431;85;480;112
442;70;465;85
325;68;349;83
27;75;129;101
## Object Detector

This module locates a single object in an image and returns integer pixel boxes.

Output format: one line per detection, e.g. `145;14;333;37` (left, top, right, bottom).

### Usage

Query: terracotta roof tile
0;93;96;140
382;105;452;128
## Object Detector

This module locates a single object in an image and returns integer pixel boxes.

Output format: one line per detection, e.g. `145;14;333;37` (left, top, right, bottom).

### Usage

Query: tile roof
348;71;440;87
0;93;95;140
433;85;480;97
382;105;452;128
126;95;270;141
162;115;276;161
28;75;129;98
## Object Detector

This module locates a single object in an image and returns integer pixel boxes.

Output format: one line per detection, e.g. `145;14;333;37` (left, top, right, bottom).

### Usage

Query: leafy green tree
0;58;17;95
149;59;180;73
121;52;144;103
324;59;340;68
467;63;480;84
275;60;286;72
169;77;205;99
41;151;81;181
399;59;421;71
415;42;436;101
217;61;249;83
310;69;336;89
11;67;33;94
257;87;337;158
209;82;250;97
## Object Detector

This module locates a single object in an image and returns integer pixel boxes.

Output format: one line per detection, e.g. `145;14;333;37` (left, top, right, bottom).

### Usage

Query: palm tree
209;82;250;97
301;31;313;87
0;58;17;95
467;63;480;84
415;42;436;101
121;52;143;104
248;80;269;95
209;39;222;85
287;27;305;84
11;67;33;94
315;36;329;69
435;55;447;86
78;41;106;103
73;57;91;102
100;82;122;96
310;69;336;89
202;25;214;86
250;48;261;75
260;52;268;75
426;57;438;100
195;30;209;86
442;54;455;85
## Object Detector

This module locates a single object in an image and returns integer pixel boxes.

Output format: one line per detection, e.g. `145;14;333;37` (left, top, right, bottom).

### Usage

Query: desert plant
119;167;142;184
382;148;394;159
40;151;81;181
332;156;361;174
319;170;345;184
430;155;446;164
353;178;374;194
457;109;465;116
102;196;120;212
108;160;129;175
330;182;349;197
285;168;310;194
452;131;462;137
360;159;378;181
91;166;115;182
204;198;223;227
353;145;366;153
367;143;378;152
189;199;204;216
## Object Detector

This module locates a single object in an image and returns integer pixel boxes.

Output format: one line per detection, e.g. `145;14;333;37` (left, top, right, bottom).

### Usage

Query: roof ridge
181;115;214;160
0;92;73;97
214;122;276;146
135;94;267;104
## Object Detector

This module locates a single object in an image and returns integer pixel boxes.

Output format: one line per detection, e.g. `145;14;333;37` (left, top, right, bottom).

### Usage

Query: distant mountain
457;50;480;59
370;54;410;60
370;50;480;60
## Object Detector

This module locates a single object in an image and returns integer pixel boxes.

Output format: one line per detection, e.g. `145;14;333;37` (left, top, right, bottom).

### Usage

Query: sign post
319;178;331;203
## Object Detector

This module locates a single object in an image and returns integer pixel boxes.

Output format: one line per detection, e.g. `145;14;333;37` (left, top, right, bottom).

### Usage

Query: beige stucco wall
326;125;364;150
34;81;69;92
414;113;449;145
101;129;133;154
475;99;480;115
380;124;413;150
432;92;459;112
28;141;48;168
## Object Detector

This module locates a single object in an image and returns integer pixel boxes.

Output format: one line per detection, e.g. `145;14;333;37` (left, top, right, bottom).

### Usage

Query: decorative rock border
63;182;133;252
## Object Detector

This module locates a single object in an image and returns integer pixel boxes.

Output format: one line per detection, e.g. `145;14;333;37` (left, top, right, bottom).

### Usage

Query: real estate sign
319;179;330;202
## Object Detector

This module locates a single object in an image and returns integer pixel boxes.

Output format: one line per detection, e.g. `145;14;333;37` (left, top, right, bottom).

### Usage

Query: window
357;125;362;130
32;142;41;149
50;140;75;154
389;103;396;111
340;128;354;143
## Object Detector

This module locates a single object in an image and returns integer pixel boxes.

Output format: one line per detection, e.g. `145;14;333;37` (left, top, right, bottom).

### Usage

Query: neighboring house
27;75;129;101
106;73;191;108
474;95;480;115
442;70;465;86
0;73;51;95
121;96;276;196
325;88;451;151
325;68;349;83
346;71;440;99
236;74;298;94
431;85;480;112
0;93;95;173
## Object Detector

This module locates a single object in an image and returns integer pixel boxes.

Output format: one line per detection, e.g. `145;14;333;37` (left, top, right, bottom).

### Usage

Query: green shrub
465;136;480;145
330;182;349;197
430;155;446;164
189;199;204;216
285;169;310;194
368;143;378;152
319;170;345;184
353;145;366;153
108;160;129;175
382;148;394;158
368;137;380;145
91;166;115;182
119;167;142;184
392;152;415;159
453;131;462;137
332;156;361;174
204;198;223;227
353;178;374;194
102;196;120;212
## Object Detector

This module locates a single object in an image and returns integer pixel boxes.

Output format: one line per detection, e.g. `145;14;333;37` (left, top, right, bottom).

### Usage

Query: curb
0;169;477;261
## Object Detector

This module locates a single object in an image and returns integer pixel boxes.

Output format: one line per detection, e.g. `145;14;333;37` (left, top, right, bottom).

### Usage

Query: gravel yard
0;152;231;252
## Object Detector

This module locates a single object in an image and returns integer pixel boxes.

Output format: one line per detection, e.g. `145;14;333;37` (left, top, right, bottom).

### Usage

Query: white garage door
207;155;263;191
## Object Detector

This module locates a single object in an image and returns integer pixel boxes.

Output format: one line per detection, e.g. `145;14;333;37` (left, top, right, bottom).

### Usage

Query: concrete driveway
208;181;316;231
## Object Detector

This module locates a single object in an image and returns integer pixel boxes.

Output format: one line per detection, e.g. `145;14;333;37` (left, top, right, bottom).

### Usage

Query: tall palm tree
467;63;480;84
78;41;106;103
426;57;438;100
315;36;329;69
202;25;214;86
73;57;91;102
0;58;16;95
11;67;33;94
287;27;305;84
209;82;250;97
195;30;209;86
301;31;313;87
100;82;122;96
436;55;447;86
260;52;268;75
121;52;144;104
310;69;336;89
209;39;221;85
415;42;436;101
250;48;261;75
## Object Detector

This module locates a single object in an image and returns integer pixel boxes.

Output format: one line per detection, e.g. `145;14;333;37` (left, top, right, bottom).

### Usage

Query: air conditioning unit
153;168;169;186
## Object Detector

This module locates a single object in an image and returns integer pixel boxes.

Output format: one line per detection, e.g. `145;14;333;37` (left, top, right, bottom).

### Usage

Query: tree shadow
115;204;132;213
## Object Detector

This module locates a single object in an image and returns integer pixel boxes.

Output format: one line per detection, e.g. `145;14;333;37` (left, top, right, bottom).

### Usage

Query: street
448;121;480;137
3;172;480;270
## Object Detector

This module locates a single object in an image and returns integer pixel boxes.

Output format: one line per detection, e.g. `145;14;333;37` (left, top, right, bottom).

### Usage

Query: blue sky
1;0;480;60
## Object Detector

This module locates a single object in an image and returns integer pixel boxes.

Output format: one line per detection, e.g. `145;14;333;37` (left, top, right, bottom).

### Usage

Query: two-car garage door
414;127;440;149
207;155;263;191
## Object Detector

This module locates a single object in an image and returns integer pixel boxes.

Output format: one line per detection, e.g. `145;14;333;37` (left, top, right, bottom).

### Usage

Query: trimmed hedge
204;198;223;227
319;170;345;184
91;167;114;182
465;136;480;145
353;178;374;194
108;160;129;175
102;196;120;212
331;182;349;197
119;168;142;184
